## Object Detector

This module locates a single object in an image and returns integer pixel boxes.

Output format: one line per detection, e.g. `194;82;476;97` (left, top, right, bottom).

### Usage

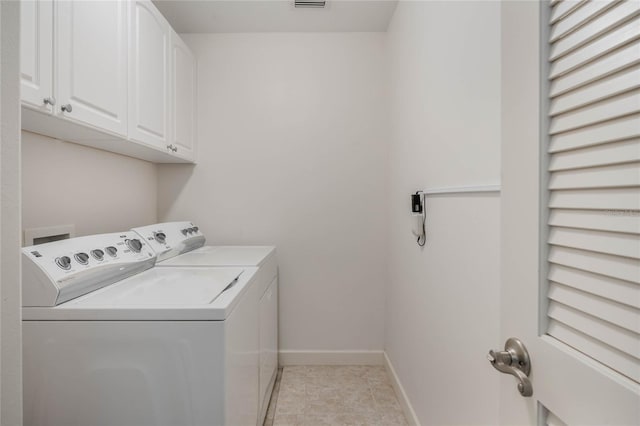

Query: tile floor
263;366;408;426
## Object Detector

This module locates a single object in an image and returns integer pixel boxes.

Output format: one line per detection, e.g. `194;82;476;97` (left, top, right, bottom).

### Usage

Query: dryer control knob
74;252;89;265
126;238;143;253
91;249;105;260
105;246;118;257
56;256;72;270
154;232;167;243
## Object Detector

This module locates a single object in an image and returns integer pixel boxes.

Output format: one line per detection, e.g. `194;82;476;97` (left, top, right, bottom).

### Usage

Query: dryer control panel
131;221;206;262
22;232;156;306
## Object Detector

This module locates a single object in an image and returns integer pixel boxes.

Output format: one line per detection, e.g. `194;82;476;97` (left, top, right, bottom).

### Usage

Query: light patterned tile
300;413;342;426
281;367;309;387
304;390;346;416
306;385;377;416
364;366;390;385
273;414;303;426
308;412;377;426
333;374;370;388
279;382;306;399
305;366;370;387
377;410;409;426
304;365;335;376
265;365;407;426
304;374;338;387
371;384;403;412
285;366;309;375
306;381;368;399
305;383;337;399
276;392;306;416
333;413;374;426
340;389;378;415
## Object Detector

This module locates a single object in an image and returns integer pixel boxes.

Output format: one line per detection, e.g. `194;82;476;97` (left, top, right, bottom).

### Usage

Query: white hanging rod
419;184;501;196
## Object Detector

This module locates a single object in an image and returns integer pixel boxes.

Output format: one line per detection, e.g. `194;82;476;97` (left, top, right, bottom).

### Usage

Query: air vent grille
295;0;326;8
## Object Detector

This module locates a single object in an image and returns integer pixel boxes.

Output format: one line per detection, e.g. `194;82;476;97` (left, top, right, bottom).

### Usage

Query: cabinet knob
43;97;56;106
61;104;73;113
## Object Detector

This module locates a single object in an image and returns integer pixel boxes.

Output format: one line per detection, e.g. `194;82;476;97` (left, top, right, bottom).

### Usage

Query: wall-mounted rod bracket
410;184;500;247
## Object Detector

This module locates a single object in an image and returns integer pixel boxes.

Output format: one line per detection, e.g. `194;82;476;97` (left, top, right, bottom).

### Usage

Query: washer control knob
181;229;188;236
74;252;89;265
192;226;199;233
91;249;105;260
105;246;118;257
125;238;143;253
56;256;72;270
154;232;167;243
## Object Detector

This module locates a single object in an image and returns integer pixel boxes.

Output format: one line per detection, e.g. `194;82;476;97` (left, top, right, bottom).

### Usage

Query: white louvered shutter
546;0;640;383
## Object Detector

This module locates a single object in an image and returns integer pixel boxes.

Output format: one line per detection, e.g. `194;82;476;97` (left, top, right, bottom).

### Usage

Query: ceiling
153;0;399;33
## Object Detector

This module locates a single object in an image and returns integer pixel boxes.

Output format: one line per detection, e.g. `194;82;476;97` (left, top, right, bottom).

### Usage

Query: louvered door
546;0;640;386
499;1;639;425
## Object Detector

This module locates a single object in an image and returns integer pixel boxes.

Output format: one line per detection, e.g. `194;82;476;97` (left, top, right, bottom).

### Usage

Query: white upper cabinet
171;31;196;161
56;0;128;136
19;0;196;164
128;0;172;150
20;0;54;113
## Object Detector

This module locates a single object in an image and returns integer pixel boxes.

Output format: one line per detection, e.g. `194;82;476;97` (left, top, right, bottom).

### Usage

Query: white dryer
22;232;261;426
131;222;278;423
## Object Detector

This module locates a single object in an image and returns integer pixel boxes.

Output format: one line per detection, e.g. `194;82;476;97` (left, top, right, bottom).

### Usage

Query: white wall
386;2;501;425
22;131;158;240
1;1;23;423
158;33;389;353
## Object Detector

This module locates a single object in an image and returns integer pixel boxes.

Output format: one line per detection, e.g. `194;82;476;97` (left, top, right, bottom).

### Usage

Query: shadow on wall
157;163;197;219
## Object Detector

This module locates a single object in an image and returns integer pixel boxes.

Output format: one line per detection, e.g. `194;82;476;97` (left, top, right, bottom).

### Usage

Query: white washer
22;232;261;426
131;222;278;423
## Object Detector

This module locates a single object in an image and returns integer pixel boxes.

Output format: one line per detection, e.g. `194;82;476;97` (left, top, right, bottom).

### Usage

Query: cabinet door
56;0;128;136
128;0;171;150
259;278;278;417
20;0;54;113
171;31;196;161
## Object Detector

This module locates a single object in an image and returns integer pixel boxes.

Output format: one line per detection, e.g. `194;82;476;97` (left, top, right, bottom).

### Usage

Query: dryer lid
159;246;276;267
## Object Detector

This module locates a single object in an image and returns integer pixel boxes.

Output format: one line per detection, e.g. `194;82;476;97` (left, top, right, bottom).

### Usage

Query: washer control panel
131;221;206;262
22;232;156;307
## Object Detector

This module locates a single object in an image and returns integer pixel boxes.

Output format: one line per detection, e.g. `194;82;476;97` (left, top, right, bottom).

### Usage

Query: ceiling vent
294;0;327;8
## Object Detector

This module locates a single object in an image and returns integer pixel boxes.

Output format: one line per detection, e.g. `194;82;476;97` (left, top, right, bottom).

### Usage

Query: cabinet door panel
129;0;171;149
171;32;196;160
56;0;128;136
20;0;53;112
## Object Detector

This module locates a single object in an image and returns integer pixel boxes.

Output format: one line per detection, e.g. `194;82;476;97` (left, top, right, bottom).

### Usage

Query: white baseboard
384;351;421;426
278;350;384;366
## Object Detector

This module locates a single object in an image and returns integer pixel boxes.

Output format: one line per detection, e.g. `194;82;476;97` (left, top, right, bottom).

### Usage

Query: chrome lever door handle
488;338;533;397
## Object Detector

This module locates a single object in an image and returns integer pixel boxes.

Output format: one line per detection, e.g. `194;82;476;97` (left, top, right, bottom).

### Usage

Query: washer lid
159;246;276;267
67;267;244;307
22;267;259;321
